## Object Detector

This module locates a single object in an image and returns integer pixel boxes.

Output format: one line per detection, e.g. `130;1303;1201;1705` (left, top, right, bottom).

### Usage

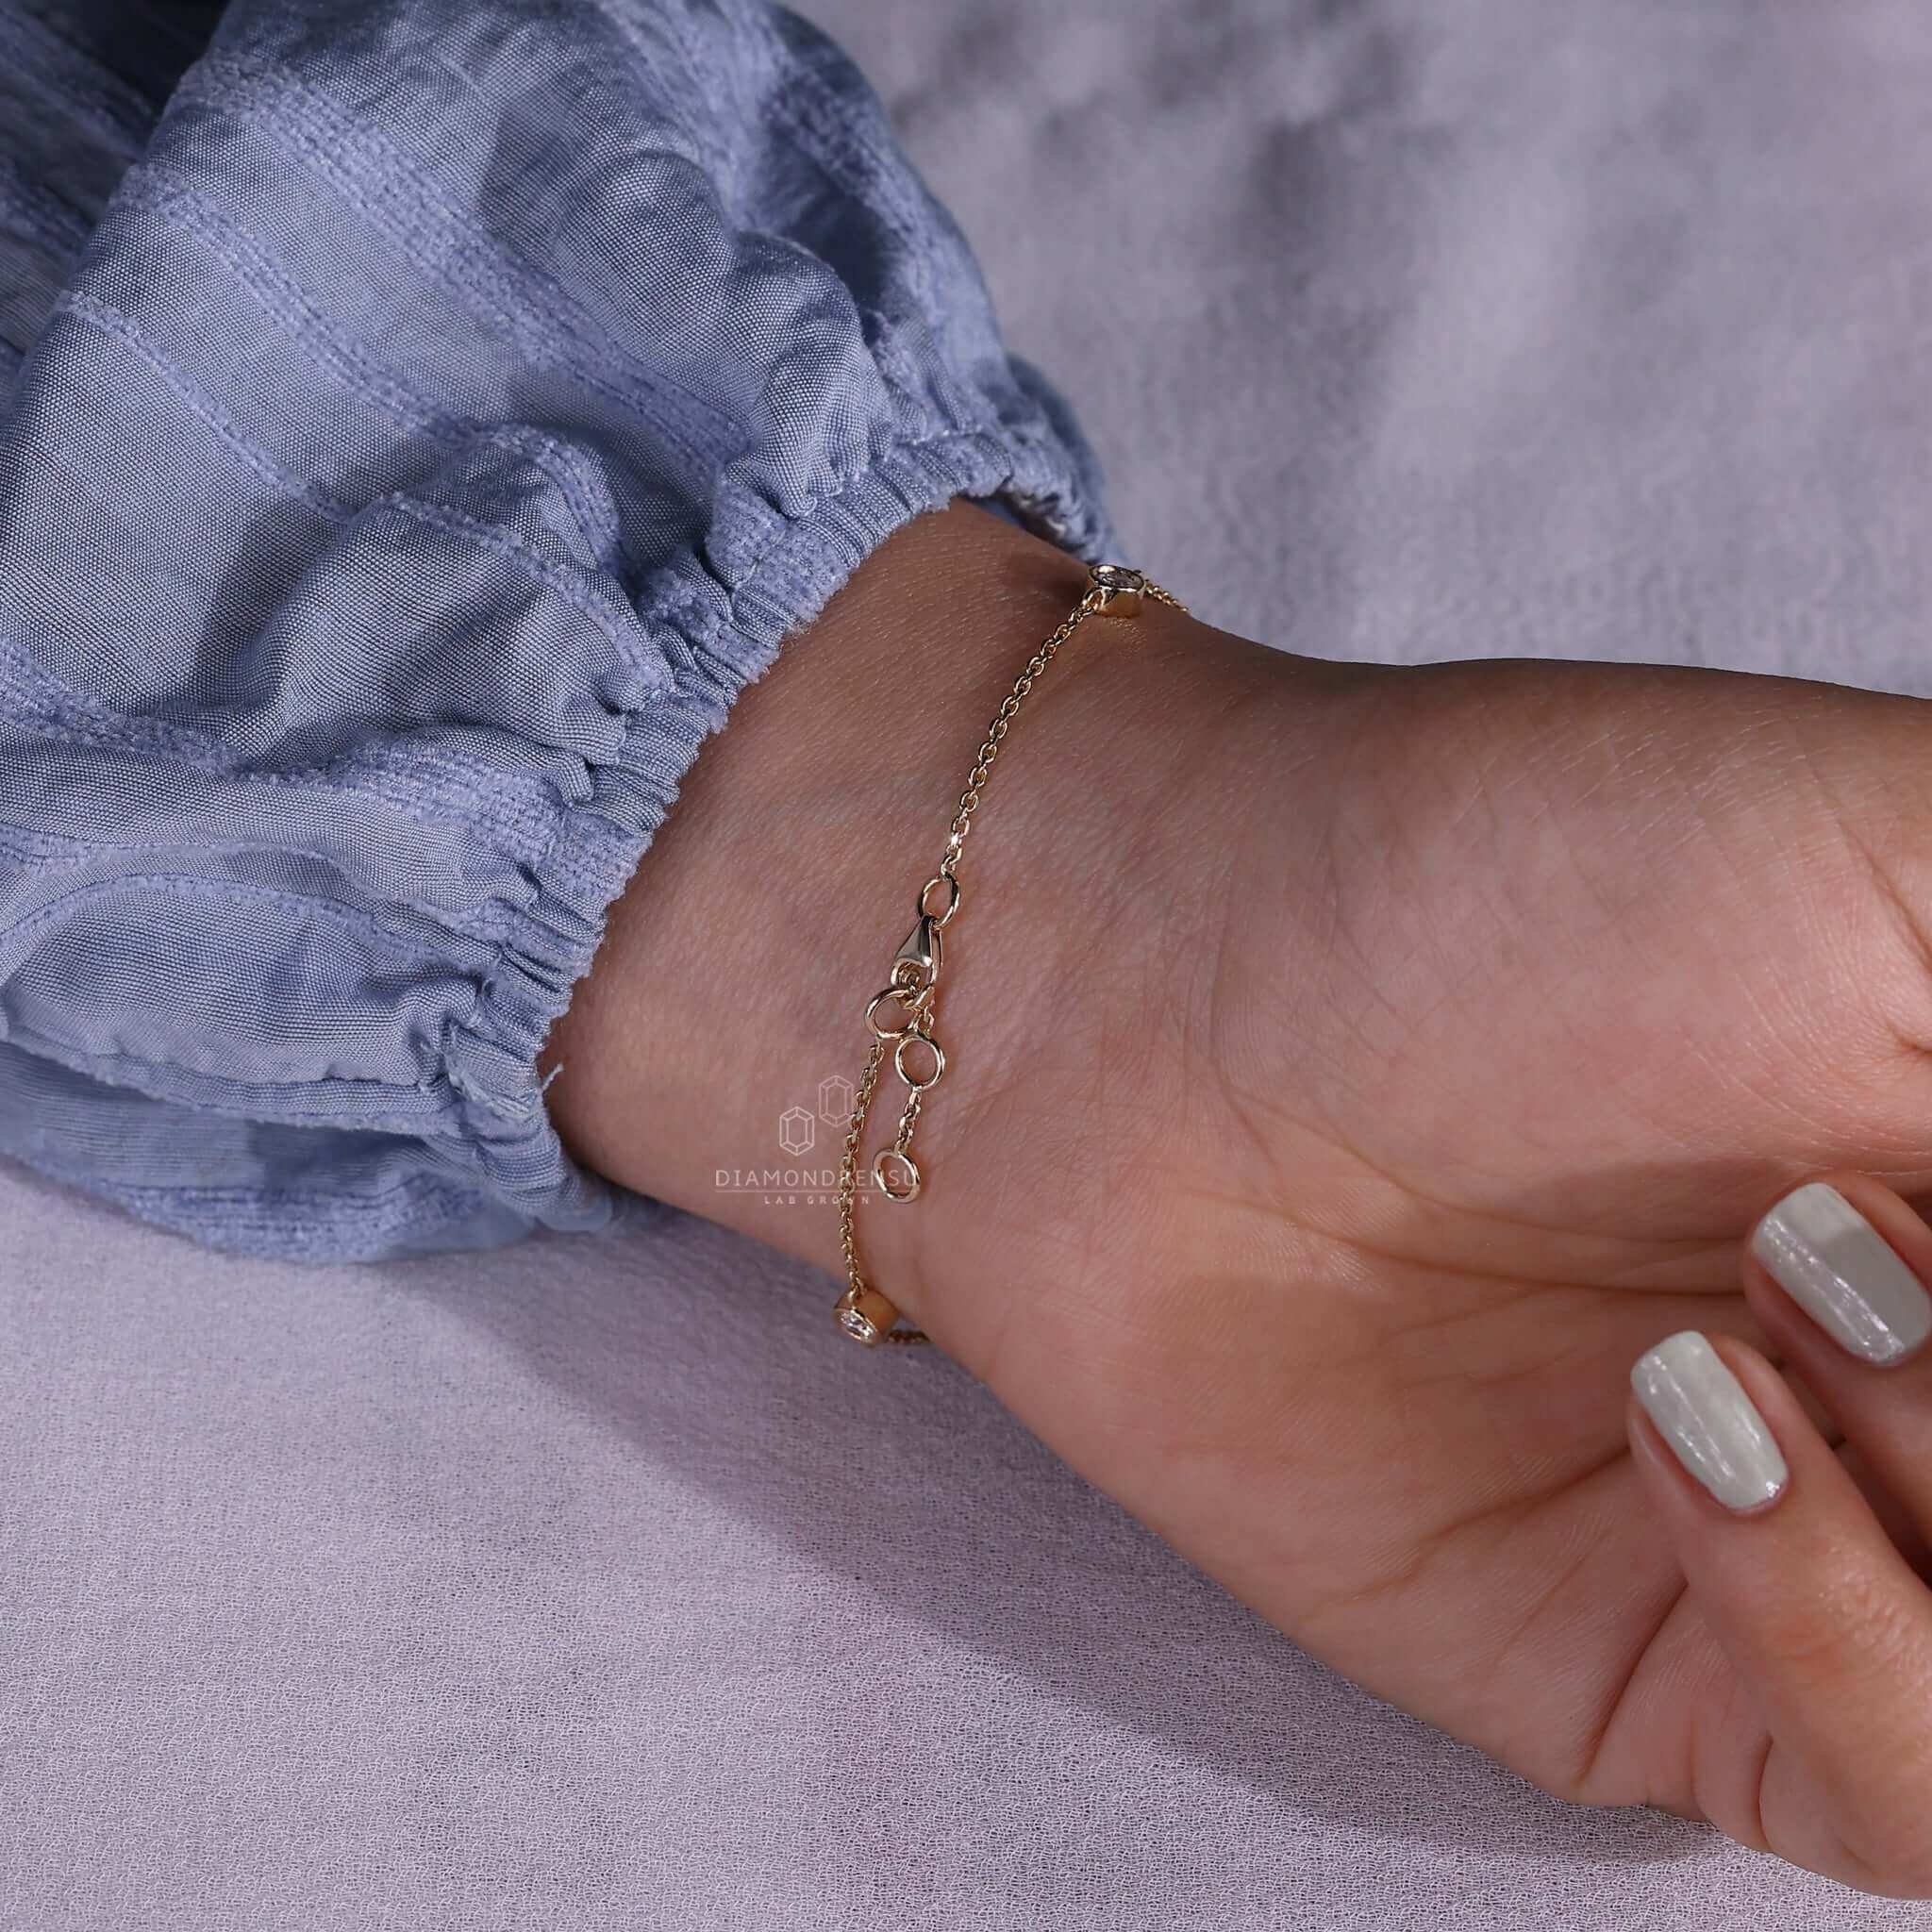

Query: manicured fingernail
1751;1182;1932;1366
1631;1331;1788;1510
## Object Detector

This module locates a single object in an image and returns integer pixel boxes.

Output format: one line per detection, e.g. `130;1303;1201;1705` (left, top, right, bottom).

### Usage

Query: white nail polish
1631;1331;1788;1510
1751;1182;1932;1366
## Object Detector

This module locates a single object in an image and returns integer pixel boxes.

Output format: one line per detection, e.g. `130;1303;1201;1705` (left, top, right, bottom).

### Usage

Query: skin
545;499;1932;1893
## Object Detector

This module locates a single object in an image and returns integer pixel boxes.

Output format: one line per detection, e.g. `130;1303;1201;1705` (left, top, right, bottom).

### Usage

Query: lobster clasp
892;911;942;988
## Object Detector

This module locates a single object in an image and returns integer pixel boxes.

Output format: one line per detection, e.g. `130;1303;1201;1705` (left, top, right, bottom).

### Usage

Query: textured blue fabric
0;0;1110;1257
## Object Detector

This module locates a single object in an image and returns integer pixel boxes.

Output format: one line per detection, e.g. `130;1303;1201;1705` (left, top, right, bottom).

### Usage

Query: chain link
831;564;1186;1348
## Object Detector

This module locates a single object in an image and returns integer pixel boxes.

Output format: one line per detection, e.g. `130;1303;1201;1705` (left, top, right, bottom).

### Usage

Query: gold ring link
920;874;960;925
873;1146;921;1202
893;1030;945;1091
865;983;930;1041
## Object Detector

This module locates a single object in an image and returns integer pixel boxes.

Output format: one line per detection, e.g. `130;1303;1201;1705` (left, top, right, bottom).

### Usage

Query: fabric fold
0;0;1112;1257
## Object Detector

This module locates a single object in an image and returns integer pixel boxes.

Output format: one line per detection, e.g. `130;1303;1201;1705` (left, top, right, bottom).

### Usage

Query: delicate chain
832;563;1187;1348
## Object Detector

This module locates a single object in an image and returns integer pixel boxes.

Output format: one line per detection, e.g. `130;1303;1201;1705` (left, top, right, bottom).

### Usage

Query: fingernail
1751;1182;1932;1366
1631;1331;1788;1510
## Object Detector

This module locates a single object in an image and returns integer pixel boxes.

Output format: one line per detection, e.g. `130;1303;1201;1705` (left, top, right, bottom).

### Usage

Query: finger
1742;1175;1932;1541
1838;1439;1932;1579
1627;1330;1932;1891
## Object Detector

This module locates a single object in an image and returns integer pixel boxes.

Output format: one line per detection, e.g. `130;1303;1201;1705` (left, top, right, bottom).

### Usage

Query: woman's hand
548;501;1932;1891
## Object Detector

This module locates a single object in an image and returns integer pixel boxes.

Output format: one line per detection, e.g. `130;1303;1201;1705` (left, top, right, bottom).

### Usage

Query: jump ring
873;1147;921;1202
866;984;930;1041
920;873;961;926
893;1031;945;1091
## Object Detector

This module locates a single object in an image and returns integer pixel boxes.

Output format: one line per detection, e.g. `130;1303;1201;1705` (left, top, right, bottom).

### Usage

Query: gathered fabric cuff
0;0;1111;1257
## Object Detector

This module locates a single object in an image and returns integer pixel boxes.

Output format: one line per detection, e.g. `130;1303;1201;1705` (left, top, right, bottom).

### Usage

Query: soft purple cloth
8;0;1932;1924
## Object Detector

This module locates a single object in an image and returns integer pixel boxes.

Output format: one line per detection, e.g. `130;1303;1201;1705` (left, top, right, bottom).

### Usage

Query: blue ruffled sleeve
0;0;1111;1257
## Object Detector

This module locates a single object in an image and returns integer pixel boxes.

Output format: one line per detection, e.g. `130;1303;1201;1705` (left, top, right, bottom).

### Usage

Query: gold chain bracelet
832;561;1186;1347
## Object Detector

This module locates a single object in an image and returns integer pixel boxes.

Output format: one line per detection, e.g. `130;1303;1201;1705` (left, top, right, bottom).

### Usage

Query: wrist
541;500;1316;1358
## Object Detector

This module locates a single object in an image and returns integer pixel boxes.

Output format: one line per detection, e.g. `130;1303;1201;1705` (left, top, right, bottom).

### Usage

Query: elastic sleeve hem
399;426;1108;1250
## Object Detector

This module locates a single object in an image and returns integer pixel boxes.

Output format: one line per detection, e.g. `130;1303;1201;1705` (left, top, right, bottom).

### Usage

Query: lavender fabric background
8;0;1932;1925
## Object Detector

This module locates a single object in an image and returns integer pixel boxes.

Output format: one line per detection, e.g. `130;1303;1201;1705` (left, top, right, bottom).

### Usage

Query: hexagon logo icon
777;1105;816;1158
817;1074;856;1125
